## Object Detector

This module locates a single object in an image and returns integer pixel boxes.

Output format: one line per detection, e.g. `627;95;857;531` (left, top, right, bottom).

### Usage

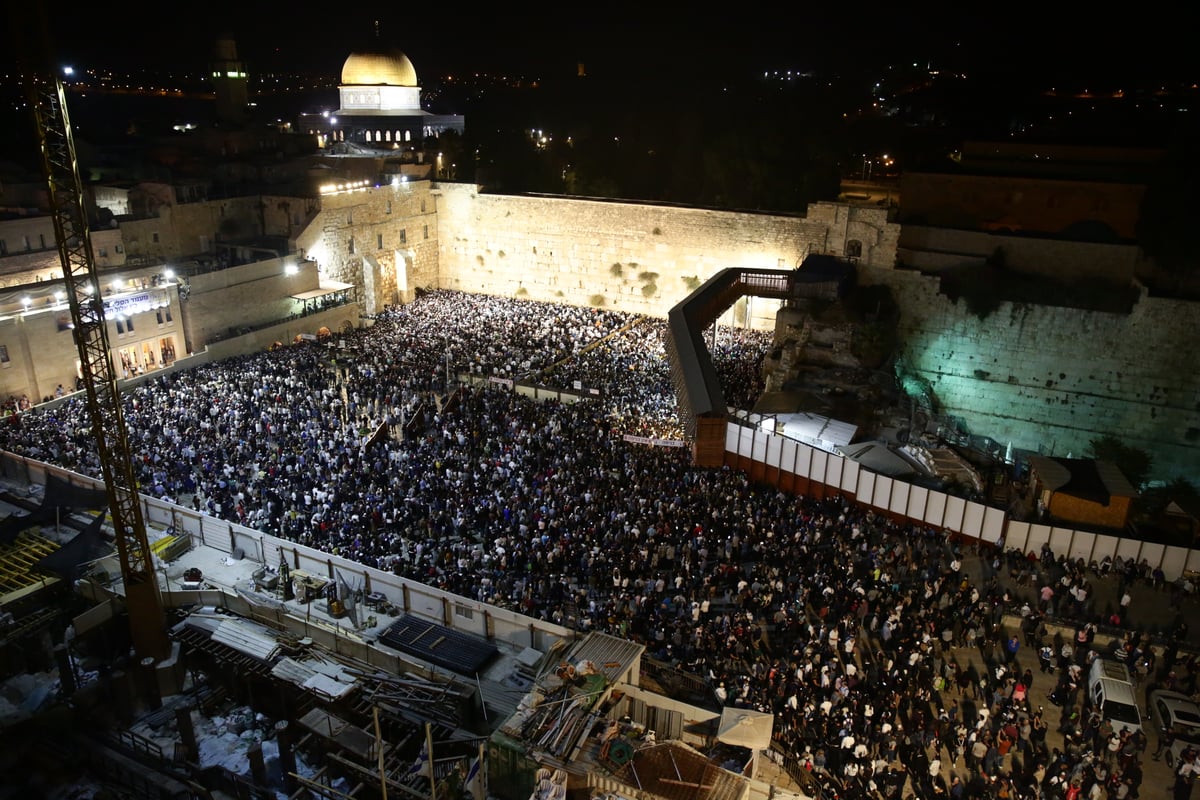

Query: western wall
302;183;1199;482
859;267;1200;481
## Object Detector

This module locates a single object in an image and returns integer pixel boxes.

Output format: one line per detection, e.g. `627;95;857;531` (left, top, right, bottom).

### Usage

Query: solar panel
379;614;499;676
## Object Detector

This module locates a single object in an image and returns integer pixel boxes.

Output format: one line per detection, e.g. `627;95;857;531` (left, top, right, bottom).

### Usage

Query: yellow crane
20;23;170;661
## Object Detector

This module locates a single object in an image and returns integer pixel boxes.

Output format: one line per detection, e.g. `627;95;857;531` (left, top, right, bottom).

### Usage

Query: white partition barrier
924;490;947;528
872;475;893;511
726;422;741;453
982;506;1007;546
1116;537;1143;564
962;501;986;541
766;432;784;470
857;470;876;508
1048;527;1075;554
888;480;910;517
1069;530;1096;565
1091;534;1121;565
739;425;756;458
840;456;861;495
810;449;829;487
1006;521;1031;554
908;486;929;523
944;496;966;533
1162;546;1191;582
820;451;840;489
794;444;813;479
778;437;799;476
1139;542;1166;571
1025;524;1052;556
752;429;769;463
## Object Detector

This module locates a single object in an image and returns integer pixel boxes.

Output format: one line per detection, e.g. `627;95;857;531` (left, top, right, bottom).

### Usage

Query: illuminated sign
103;291;170;317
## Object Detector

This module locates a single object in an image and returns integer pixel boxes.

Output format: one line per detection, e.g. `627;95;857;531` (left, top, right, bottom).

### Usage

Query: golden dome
340;49;418;87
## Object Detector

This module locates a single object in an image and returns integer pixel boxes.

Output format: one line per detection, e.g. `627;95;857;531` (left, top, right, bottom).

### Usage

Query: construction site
0;460;800;800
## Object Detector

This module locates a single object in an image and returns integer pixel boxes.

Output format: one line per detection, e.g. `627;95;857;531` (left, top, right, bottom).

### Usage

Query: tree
1087;435;1152;491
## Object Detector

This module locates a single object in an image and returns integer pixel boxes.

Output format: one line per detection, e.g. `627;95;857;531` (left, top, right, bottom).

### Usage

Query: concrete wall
860;266;1200;480
433;186;899;326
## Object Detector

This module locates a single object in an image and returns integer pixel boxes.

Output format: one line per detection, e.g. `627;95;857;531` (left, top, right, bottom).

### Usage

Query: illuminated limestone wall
184;257;322;349
296;181;439;314
862;265;1200;481
433;185;899;327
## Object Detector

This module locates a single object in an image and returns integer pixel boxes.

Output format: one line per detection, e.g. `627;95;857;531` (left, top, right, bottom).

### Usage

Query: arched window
846;240;863;258
365;131;373;142
385;131;392;142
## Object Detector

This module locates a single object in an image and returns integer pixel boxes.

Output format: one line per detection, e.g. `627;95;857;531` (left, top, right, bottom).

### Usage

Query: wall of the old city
898;225;1142;283
861;265;1200;480
899;172;1146;239
183;257;320;349
296;181;439;314
432;186;899;327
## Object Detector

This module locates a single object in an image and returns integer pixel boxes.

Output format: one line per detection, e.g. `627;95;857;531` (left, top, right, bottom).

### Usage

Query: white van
1089;657;1133;687
1088;658;1142;735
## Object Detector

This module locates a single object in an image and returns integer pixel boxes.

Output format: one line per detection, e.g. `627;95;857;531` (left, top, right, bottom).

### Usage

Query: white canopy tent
716;708;775;778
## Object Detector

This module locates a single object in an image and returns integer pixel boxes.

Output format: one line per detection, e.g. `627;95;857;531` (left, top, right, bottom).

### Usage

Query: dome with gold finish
340;49;418;87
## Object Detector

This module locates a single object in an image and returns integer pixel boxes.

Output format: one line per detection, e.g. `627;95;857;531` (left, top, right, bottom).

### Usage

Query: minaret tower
211;33;249;125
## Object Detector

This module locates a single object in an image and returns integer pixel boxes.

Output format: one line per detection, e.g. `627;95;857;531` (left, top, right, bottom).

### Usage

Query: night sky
26;2;1195;87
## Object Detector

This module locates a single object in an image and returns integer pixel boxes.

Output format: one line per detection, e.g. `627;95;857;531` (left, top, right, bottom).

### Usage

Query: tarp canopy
41;472;109;511
35;511;109;580
0;510;46;546
716;707;774;750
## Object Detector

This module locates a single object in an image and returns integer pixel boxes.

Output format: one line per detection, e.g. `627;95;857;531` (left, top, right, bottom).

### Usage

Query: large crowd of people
0;289;1194;800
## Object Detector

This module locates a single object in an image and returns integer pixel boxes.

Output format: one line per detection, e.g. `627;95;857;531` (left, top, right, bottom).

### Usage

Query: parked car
1148;689;1200;768
1088;658;1142;735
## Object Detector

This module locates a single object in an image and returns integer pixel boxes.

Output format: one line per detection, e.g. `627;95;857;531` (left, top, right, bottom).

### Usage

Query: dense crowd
0;289;1194;800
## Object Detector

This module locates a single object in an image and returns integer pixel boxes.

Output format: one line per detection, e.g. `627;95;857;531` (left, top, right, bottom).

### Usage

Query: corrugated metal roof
212;618;281;661
611;741;748;800
561;632;644;684
1029;455;1137;499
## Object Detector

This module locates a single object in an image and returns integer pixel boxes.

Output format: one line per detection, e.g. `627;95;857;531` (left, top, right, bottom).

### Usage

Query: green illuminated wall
862;266;1200;482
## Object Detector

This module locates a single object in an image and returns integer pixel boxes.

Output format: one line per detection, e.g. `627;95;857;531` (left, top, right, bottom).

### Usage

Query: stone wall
296;181;439;314
184;257;321;348
898;172;1145;239
861;265;1200;481
0;289;185;401
433;186;898;326
898;226;1142;283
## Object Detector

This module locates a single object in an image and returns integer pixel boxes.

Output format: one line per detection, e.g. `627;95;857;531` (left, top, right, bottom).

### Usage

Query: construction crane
20;25;170;661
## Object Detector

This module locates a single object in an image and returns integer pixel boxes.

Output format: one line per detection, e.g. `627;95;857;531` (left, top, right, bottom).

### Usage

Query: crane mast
28;75;170;661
